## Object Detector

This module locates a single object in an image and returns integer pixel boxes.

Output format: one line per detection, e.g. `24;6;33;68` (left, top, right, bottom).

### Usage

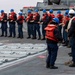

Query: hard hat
49;9;53;13
19;12;22;15
69;9;75;14
43;9;46;13
10;9;14;12
65;10;69;14
35;9;38;12
53;18;59;24
28;9;31;13
1;10;4;13
65;10;69;16
57;10;61;14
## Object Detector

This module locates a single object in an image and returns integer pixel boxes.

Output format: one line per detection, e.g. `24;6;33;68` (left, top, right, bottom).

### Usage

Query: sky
0;0;43;13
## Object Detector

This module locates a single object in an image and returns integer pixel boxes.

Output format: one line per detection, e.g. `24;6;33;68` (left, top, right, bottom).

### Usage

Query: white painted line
0;51;46;70
0;44;62;70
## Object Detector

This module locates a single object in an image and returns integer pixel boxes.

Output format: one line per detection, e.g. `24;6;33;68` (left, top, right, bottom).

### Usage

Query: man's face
69;14;74;18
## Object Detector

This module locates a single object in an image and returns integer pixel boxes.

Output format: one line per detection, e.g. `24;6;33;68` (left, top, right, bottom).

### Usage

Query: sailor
32;9;41;40
62;10;70;46
48;9;55;23
17;12;24;39
8;9;17;38
56;10;63;38
0;10;7;37
45;18;62;69
40;9;49;40
67;9;75;67
26;9;33;39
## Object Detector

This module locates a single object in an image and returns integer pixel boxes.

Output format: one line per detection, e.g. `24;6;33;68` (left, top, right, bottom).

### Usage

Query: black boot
69;63;75;67
41;37;45;40
5;35;7;37
20;36;23;39
38;37;41;40
32;37;36;39
17;36;20;38
1;35;4;37
8;35;12;37
50;65;58;69
46;63;50;68
27;36;31;39
67;44;71;48
68;52;72;57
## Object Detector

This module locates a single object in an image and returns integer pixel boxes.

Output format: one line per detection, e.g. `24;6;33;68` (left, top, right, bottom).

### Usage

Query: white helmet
69;9;75;14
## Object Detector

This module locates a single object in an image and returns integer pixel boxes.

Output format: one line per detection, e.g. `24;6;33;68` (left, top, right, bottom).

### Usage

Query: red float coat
45;24;58;42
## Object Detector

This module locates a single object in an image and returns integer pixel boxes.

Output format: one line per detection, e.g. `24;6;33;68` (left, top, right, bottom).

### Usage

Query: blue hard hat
43;9;46;13
10;9;14;12
35;9;38;12
49;9;53;13
1;10;4;13
28;9;31;13
57;10;61;14
65;10;69;15
65;10;69;13
19;12;22;15
53;18;59;24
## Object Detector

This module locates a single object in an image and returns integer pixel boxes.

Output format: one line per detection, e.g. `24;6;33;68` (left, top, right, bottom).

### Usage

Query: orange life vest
0;13;7;19
17;16;24;23
48;13;55;23
0;17;2;21
26;13;33;21
50;14;55;19
0;14;4;21
8;12;16;20
45;24;58;42
56;14;63;23
33;13;40;21
41;13;48;21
